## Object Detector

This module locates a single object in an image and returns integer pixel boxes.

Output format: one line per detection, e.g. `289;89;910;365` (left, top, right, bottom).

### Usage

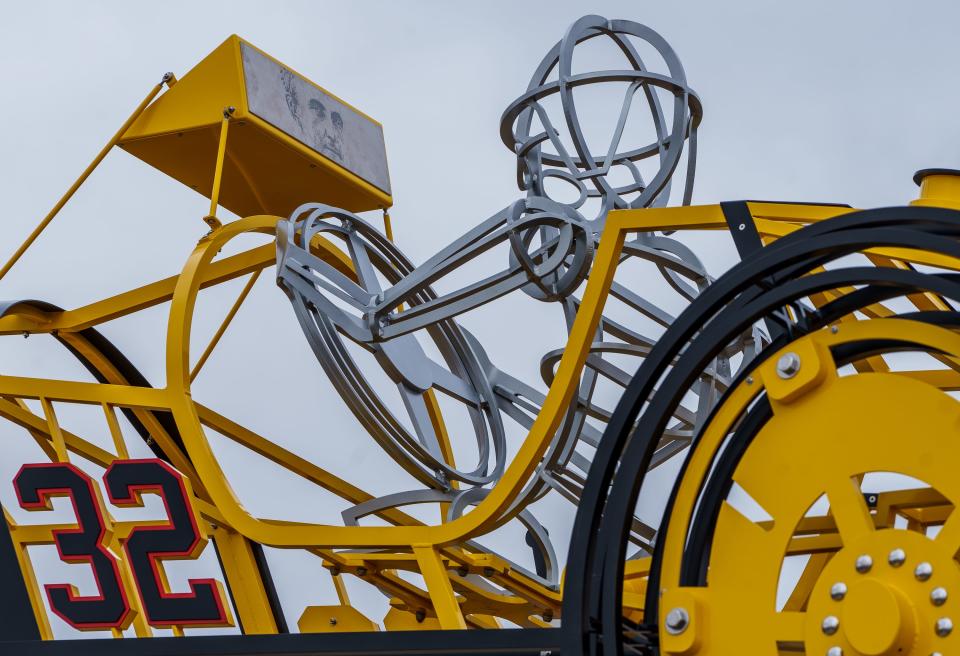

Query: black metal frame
0;628;561;656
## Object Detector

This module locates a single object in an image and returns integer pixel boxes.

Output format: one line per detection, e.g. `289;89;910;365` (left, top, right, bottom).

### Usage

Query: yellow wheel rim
658;319;960;655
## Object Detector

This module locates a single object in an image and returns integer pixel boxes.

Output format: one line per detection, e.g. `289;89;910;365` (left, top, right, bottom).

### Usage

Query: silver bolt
931;652;943;656
855;554;873;573
664;607;690;635
821;615;840;635
932;587;948;606
776;352;801;379
916;562;934;581
830;325;839;334
827;647;843;656
738;223;746;231
936;617;953;637
888;548;906;567
830;582;848;601
746;376;754;385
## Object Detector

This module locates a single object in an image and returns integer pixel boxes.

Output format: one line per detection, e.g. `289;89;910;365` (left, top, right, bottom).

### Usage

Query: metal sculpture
275;16;740;575
0;11;959;656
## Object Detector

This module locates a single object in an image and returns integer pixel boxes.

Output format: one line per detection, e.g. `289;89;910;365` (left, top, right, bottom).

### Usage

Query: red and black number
103;459;231;627
13;462;132;630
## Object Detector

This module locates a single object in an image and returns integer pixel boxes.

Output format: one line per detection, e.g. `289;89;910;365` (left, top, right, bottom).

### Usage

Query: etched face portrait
308;98;326;122
307;98;343;161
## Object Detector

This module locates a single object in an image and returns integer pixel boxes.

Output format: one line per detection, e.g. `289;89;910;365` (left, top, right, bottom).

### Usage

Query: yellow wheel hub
841;578;906;654
806;528;958;655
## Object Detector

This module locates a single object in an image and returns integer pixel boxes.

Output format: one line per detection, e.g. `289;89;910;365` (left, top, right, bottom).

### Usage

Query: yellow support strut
0;74;174;282
203;107;234;230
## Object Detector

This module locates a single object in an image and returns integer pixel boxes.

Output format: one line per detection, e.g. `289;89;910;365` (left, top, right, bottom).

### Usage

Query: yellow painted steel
0;77;169;283
3;198;955;637
6;87;960;642
203;110;233;230
210;525;279;634
383;606;442;630
657;319;960;654
412;545;467;629
189;269;261;381
118;36;392;217
159;211;623;548
38;398;67;463
298;605;379;633
4;509;54;640
913;170;960;211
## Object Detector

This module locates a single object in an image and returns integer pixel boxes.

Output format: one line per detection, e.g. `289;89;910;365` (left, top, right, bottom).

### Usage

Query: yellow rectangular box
119;35;392;218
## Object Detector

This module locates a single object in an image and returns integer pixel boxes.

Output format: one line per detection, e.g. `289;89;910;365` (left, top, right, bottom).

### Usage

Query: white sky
1;0;959;640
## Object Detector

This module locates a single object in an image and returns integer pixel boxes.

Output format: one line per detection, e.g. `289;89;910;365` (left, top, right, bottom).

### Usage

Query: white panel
241;43;391;195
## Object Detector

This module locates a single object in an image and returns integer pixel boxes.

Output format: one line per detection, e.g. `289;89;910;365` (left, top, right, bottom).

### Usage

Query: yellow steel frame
0;75;174;283
5;181;960;636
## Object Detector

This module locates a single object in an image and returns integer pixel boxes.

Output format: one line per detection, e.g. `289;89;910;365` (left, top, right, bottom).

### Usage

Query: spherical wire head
916;561;934;581
855;554;873;573
500;15;702;221
827;647;843;656
830;582;847;601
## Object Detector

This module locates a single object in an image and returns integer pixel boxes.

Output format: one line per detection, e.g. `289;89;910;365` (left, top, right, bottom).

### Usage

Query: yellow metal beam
412;545;466;630
211;525;279;634
0;375;171;408
190;269;261;381
0;76;170;282
0;243;276;335
203;109;233;230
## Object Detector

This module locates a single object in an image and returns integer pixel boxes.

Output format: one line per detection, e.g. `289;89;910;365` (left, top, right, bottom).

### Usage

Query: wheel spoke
826;477;874;546
773;610;805;643
934;510;960;560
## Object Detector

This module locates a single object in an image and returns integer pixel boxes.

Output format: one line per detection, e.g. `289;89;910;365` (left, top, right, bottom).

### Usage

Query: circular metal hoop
277;204;507;489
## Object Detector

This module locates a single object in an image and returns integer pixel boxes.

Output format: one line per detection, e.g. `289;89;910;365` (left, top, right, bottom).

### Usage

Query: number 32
13;459;231;631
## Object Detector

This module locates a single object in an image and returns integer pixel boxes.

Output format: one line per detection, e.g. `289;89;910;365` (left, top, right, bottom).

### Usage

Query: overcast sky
1;0;959;639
